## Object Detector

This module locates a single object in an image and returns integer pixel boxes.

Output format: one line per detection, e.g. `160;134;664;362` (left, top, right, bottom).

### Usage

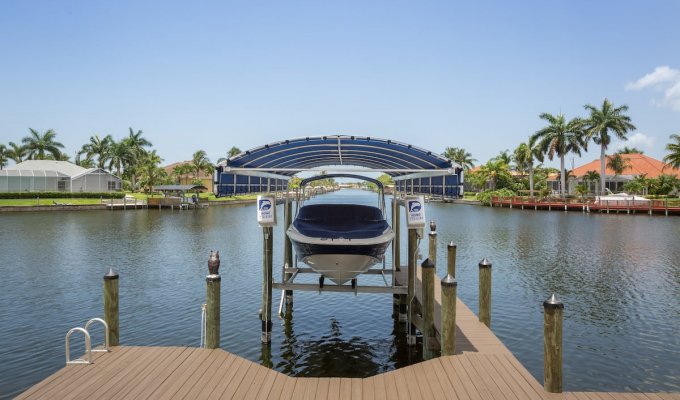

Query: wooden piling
103;268;119;346
421;258;436;359
262;227;273;343
283;197;293;303
206;251;221;349
447;242;456;277
428;220;437;265
478;258;492;327
543;294;564;393
441;273;457;356
407;228;418;344
393;196;401;271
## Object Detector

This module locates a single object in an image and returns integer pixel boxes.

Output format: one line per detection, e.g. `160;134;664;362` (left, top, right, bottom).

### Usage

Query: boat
286;174;395;285
595;191;650;206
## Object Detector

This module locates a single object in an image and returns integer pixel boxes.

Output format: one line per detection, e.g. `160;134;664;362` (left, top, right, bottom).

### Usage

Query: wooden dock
18;268;680;399
491;196;680;215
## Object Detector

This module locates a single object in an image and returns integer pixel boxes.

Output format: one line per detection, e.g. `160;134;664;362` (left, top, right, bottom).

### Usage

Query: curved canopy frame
214;135;464;198
218;135;457;178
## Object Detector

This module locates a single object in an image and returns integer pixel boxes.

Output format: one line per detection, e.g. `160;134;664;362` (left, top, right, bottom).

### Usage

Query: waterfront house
547;153;680;195
0;160;121;192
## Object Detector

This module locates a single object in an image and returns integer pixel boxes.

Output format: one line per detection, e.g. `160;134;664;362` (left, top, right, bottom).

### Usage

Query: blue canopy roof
218;135;455;177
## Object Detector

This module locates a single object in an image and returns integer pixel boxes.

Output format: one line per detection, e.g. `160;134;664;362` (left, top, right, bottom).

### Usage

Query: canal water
0;189;678;397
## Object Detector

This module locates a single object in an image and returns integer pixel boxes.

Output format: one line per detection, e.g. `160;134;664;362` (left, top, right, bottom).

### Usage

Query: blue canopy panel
215;174;287;197
395;175;461;197
214;135;463;197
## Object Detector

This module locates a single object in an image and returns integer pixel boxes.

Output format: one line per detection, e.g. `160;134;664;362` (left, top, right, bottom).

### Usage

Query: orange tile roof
571;154;680;179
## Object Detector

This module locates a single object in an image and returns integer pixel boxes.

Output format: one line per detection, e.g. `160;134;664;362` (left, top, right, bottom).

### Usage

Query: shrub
476;188;516;206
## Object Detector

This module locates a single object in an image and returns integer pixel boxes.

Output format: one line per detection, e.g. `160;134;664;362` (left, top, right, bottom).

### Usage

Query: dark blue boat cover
293;204;390;239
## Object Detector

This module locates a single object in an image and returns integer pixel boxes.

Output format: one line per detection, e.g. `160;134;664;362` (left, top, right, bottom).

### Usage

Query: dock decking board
18;266;680;399
19;346;678;399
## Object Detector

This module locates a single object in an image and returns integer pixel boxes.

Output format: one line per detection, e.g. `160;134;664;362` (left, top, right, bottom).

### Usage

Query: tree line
0;128;242;192
444;99;680;198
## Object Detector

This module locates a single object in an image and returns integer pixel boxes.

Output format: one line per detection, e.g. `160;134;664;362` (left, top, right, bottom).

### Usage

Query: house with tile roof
548;153;680;194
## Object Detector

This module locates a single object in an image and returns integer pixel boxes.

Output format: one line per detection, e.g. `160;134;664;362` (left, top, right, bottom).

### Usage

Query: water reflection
1;191;679;395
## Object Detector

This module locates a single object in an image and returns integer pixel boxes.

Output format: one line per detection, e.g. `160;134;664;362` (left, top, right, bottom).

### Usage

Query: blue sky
1;1;679;169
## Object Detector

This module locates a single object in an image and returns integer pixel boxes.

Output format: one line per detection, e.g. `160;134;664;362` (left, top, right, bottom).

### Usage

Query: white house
0;160;121;192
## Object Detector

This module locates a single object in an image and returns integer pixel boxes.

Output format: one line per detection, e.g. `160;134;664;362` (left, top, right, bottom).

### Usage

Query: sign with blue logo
257;195;277;226
405;195;426;228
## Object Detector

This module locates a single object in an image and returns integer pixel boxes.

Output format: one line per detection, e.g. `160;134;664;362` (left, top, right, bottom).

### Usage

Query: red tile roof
571;154;679;178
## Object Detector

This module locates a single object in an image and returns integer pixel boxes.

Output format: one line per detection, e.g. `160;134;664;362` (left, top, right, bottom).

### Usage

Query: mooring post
103;268;119;346
543;293;564;393
283;197;293;304
406;228;418;345
447;242;456;277
428;220;437;265
394;196;401;271
205;251;221;349
478;258;492;327
261;226;274;343
421;258;436;359
441;273;457;356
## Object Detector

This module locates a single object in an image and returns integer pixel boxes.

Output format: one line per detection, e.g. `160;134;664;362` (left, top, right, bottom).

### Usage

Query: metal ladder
65;318;110;365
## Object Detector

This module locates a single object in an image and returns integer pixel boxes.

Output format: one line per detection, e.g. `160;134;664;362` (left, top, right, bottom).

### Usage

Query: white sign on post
405;195;426;228
257;195;277;227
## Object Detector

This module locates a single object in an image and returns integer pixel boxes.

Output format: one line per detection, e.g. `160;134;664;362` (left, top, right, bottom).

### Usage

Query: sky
1;0;679;170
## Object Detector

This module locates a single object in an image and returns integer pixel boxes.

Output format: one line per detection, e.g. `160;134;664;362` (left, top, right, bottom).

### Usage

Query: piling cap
447;241;456;249
543;293;564;309
441;274;457;287
429;220;437;232
208;250;220;276
478;258;492;268
103;268;119;280
421;258;435;269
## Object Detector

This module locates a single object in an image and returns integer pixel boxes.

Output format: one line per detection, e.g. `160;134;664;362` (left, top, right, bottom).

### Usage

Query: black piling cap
441;274;458;287
478;258;492;268
421;258;435;269
447;241;456;249
543;293;564;309
429;220;437;232
104;268;119;280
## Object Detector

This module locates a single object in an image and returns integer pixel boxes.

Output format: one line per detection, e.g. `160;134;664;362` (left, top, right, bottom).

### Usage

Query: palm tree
616;147;643;154
172;163;193;184
531;113;586;198
513;137;544;197
22;128;65;160
443;147;477;171
80;134;113;169
217;146;243;164
0;144;8;169
494;150;512;165
663;134;680;170
6;142;27;163
583;170;600;196
191;150;214;180
478;159;511;190
124;128;153;191
584;99;636;195
138;150;166;192
108;140;136;178
606;154;631;192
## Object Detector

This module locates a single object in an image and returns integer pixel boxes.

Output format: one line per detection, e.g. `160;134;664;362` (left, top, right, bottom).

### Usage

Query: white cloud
626;66;680;111
612;132;656;152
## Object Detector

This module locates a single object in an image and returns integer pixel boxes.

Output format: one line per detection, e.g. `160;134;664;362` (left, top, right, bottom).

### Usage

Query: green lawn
0;198;103;206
